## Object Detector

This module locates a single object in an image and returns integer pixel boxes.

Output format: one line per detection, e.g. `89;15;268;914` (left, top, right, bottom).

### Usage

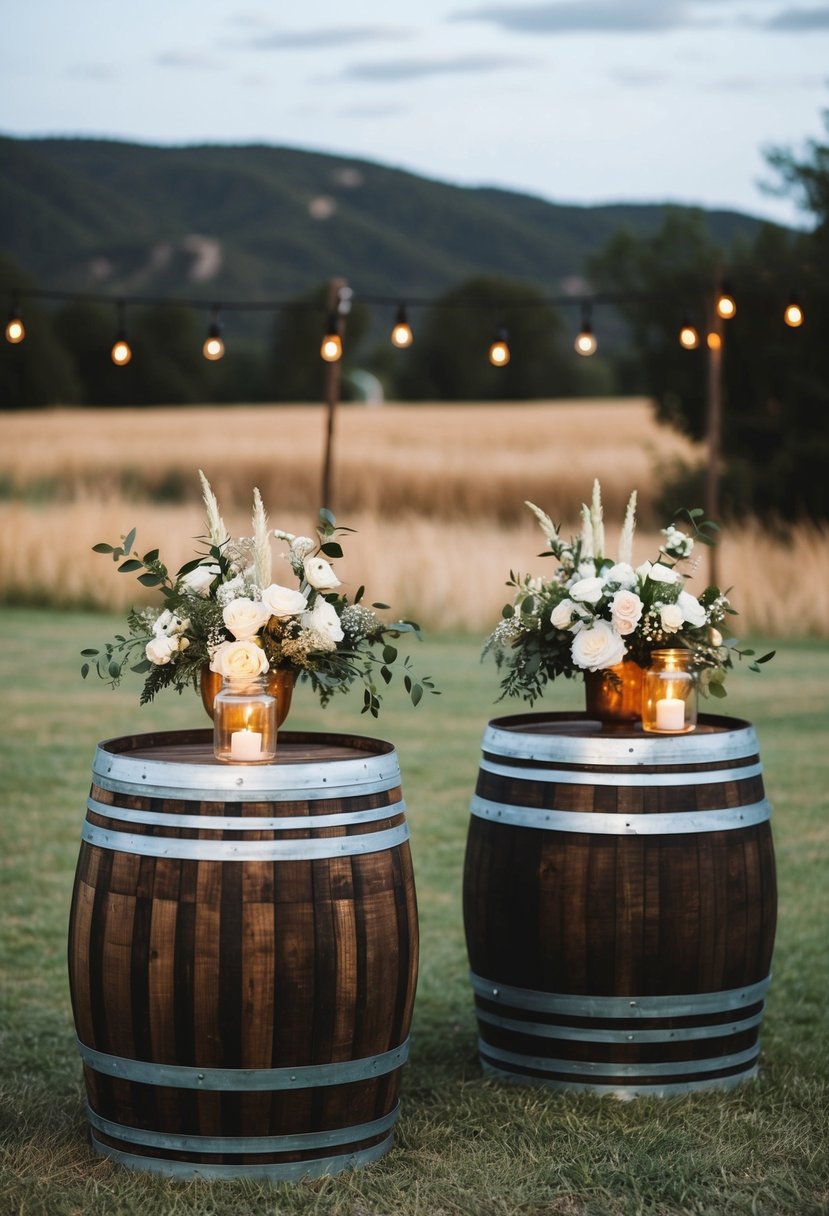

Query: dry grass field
1;399;825;634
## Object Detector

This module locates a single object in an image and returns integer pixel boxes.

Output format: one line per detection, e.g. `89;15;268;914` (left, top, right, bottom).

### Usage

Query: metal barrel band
479;1061;759;1098
89;1131;394;1181
86;795;406;833
469;795;771;836
469;971;772;1018
481;720;759;766
477;1039;761;1078
80;820;409;861
93;746;401;801
77;1038;410;1090
86;1102;400;1154
474;1005;765;1044
478;757;763;788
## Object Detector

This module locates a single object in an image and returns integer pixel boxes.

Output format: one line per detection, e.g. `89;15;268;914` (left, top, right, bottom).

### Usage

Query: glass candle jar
213;675;277;763
641;648;698;734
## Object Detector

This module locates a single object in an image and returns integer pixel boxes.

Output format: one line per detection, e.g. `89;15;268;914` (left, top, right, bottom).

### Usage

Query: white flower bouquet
82;472;437;717
484;480;774;704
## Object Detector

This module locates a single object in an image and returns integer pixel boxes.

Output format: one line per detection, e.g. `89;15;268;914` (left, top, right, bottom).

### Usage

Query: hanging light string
4;281;805;360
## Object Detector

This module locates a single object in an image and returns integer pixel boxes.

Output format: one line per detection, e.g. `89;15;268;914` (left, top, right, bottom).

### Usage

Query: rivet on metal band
77;1037;410;1090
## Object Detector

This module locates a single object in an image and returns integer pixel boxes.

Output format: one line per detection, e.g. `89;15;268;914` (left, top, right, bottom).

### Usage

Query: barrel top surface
481;712;759;765
93;729;401;798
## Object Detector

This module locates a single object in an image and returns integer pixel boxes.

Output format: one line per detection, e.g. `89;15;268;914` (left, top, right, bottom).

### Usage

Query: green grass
1;607;827;1216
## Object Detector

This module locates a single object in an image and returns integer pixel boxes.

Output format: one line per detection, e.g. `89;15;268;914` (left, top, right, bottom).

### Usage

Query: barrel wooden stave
68;730;418;1177
463;714;777;1095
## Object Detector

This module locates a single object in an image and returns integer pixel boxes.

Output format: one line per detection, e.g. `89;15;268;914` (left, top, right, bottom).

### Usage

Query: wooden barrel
463;713;776;1097
67;729;418;1180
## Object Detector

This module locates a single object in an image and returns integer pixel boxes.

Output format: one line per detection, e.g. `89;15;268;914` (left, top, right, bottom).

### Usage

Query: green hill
0;134;771;312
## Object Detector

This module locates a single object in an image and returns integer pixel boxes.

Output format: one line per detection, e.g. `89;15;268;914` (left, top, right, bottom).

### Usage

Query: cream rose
570;620;626;671
181;563;220;596
550;598;577;629
146;635;177;666
569;576;605;604
222;597;272;640
610;588;643;636
301;597;344;643
303;556;341;591
261;583;308;618
659;603;684;633
209;639;269;677
678;589;707;627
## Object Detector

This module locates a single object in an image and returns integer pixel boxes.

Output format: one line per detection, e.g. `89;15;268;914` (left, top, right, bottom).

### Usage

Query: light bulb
574;326;597;357
679;321;699;349
488;327;510;366
5;315;25;344
203;334;225;360
716;289;736;319
111;338;132;366
320;332;342;362
783;299;803;328
391;307;413;349
706;331;722;351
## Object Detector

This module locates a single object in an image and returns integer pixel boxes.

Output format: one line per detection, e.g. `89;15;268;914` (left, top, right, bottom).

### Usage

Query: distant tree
392;276;577;400
589;174;829;521
0;254;80;408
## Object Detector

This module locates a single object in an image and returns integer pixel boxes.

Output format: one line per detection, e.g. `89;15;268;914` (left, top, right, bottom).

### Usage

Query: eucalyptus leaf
92;542;115;554
118;559;143;573
123;528;137;554
137;573;163;587
320;542;343;559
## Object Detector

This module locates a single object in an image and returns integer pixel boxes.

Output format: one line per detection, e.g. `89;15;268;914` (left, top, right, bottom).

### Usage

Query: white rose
301;597;344;643
677;589;706;627
153;609;189;637
606;562;636;588
260;583;309;618
209;639;269;677
660;603;685;633
551;598;576;629
647;563;679;585
181;563;221;596
610;589;643;636
222;597;272;640
146;635;177;665
303;556;341;591
569;576;605;605
571;620;626;671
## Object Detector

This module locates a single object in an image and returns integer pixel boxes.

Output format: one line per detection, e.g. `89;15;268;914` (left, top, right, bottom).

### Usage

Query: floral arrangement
484;480;774;704
82;471;437;717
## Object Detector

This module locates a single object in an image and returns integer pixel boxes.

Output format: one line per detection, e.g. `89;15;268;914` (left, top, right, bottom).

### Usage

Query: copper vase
583;658;644;724
200;666;297;726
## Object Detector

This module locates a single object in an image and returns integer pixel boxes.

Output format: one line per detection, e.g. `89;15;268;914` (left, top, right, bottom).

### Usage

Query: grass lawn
1;607;827;1216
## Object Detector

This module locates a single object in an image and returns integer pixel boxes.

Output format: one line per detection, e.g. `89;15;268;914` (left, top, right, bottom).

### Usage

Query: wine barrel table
463;713;776;1097
67;729;419;1180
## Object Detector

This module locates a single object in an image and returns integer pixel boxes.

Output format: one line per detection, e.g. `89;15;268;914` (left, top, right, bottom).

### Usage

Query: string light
5;302;25;344
678;318;699;349
783;294;804;328
488;325;510;366
716;282;736;320
574;305;597;356
320;312;343;363
202;307;225;361
390;305;413;348
110;302;132;366
706;331;722;351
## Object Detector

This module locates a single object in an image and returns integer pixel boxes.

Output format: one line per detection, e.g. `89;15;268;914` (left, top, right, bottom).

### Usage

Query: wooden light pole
704;293;724;588
320;277;349;512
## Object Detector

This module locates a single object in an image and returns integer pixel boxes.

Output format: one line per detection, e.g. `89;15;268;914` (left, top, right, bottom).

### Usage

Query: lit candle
230;728;263;761
655;698;685;731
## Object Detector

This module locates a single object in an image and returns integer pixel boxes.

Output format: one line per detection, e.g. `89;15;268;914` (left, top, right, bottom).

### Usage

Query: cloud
156;52;220;69
765;6;829;29
451;1;690;34
340;53;534;81
245;26;409;50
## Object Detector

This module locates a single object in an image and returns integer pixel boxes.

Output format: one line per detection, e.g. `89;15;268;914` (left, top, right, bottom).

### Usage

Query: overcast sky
2;0;828;228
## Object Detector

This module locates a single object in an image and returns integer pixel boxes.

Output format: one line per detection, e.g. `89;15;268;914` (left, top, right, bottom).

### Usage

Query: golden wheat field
1;399;825;635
